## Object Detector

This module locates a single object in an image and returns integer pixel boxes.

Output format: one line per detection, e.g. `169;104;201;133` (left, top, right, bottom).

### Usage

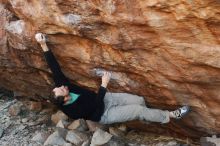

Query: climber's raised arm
101;71;111;88
35;33;70;87
96;71;111;100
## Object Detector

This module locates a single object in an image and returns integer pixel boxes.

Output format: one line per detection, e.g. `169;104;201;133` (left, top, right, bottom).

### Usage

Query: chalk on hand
93;68;106;77
35;33;48;42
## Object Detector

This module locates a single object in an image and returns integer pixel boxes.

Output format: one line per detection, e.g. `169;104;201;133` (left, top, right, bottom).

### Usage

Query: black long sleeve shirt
44;50;106;121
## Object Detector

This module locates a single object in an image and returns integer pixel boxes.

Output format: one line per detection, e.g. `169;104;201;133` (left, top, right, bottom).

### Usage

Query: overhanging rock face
0;0;220;139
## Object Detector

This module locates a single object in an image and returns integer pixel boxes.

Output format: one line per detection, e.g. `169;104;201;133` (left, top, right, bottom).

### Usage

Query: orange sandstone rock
0;0;220;139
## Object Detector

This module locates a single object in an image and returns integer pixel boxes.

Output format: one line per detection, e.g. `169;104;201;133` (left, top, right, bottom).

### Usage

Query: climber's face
53;85;69;97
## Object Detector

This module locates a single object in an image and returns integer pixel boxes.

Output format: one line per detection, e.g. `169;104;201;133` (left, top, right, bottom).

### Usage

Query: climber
35;33;190;125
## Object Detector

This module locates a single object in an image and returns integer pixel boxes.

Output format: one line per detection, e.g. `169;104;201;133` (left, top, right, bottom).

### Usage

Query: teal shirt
64;92;80;105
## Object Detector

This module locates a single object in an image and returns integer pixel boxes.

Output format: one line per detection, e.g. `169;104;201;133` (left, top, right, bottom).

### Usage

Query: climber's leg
99;104;170;124
104;92;146;107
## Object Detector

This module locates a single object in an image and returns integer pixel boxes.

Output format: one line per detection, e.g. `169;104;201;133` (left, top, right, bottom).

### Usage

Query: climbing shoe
170;105;190;119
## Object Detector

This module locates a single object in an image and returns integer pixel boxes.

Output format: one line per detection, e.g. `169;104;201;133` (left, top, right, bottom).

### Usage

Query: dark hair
54;96;65;106
49;92;65;106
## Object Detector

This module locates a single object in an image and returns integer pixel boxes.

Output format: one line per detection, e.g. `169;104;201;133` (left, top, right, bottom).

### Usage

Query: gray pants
99;92;170;124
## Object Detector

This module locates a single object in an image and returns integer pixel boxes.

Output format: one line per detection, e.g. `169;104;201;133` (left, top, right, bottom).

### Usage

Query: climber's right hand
101;71;111;88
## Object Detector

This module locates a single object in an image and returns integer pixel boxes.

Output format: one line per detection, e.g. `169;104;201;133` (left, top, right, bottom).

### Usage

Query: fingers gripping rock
35;33;46;42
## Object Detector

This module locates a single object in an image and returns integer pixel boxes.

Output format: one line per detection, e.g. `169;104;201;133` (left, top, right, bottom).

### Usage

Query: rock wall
1;0;220;139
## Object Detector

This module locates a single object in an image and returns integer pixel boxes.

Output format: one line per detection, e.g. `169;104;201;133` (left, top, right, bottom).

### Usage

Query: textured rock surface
0;0;220;139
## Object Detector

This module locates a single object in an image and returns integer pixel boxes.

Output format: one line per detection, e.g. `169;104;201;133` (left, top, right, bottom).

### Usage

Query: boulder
67;119;88;131
31;132;50;144
43;131;66;146
8;102;22;116
1;0;220;139
27;101;42;112
56;119;69;129
109;127;125;137
86;120;106;132
51;111;68;125
200;136;220;146
103;136;127;146
21;118;29;123
65;130;89;145
57;127;68;139
91;129;112;146
117;124;127;132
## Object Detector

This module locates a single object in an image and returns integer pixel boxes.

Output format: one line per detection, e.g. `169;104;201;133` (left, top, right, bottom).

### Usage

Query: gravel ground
0;89;54;146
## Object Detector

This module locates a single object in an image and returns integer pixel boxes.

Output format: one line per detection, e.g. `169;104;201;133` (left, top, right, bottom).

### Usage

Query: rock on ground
91;128;112;145
31;132;50;144
43;131;66;146
51;111;68;125
65;130;90;145
67;119;88;131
